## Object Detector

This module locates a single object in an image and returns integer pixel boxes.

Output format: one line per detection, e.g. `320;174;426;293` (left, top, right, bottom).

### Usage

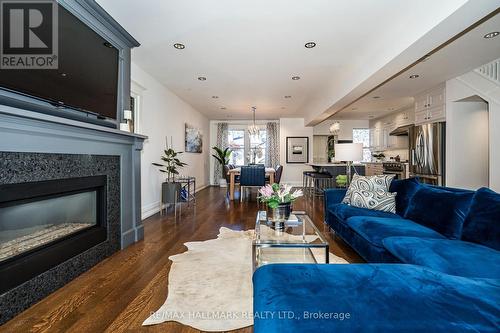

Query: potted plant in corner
152;148;188;207
258;184;303;230
212;146;232;188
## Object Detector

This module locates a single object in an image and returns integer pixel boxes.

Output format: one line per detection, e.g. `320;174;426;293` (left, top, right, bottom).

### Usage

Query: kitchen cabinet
365;163;384;176
414;84;446;125
394;110;414;126
370;127;382;150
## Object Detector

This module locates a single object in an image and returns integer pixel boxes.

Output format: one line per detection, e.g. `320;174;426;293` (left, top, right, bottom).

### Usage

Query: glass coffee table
252;211;329;270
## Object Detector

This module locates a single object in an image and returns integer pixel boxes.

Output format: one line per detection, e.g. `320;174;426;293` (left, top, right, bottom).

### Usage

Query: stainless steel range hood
390;124;413;136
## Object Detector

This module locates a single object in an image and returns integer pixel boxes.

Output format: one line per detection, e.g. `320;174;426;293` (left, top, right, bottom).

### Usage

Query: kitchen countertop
307;162;365;167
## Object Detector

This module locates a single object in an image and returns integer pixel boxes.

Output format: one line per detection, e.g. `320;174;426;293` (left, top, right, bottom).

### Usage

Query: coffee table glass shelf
252;211;329;270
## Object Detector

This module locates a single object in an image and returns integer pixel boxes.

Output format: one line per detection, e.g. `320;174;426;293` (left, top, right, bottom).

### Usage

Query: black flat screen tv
0;4;119;120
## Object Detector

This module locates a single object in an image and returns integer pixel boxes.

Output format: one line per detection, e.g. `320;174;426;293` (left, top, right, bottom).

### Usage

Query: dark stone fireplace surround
0;152;121;323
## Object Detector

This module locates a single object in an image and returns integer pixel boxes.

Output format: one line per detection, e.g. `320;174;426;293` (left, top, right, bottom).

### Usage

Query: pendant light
329;121;340;135
248;106;259;136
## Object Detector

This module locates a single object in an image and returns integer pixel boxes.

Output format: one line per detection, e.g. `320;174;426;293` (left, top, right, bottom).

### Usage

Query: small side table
175;176;196;205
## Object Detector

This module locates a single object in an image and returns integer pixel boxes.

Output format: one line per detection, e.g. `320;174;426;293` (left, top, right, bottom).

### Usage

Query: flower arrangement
258;183;303;208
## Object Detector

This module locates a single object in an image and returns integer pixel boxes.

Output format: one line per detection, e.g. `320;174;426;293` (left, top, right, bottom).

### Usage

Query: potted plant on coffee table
258;183;303;230
212;146;232;187
152;148;188;207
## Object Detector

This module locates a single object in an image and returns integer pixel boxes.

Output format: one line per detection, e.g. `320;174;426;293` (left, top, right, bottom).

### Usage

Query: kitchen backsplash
383;149;409;162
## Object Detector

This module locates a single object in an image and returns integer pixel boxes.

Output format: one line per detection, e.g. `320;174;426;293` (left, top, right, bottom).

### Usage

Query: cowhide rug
143;226;348;331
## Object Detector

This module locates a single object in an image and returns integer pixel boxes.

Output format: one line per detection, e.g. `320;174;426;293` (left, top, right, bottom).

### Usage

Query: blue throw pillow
461;187;500;251
389;177;421;217
404;186;473;239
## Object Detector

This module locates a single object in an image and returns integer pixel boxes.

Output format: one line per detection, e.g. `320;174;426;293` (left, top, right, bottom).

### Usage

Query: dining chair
224;164;239;195
274;165;283;184
240;166;266;202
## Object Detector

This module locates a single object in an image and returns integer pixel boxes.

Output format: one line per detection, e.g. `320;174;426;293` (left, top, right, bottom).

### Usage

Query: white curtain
213;123;228;184
265;122;280;167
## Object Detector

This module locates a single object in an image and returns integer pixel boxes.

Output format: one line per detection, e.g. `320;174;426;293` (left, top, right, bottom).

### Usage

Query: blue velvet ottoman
253;264;500;333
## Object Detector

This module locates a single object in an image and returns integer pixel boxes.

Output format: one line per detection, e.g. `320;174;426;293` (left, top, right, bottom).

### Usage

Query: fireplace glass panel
0;191;97;263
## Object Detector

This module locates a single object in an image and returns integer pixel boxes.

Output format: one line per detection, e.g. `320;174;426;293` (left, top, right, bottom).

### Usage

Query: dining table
227;167;275;200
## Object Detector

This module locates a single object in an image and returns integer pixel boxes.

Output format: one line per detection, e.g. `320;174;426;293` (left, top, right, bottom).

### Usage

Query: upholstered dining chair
240;166;266;202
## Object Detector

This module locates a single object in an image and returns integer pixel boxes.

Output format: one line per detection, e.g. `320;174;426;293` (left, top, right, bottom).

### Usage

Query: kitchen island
306;162;365;177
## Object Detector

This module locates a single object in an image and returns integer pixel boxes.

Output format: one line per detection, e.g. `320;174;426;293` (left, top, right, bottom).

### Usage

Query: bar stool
310;173;334;197
302;171;312;194
303;171;318;198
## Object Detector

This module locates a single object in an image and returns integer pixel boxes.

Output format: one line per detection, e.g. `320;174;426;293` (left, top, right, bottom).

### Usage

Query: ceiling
332;9;500;121
96;0;475;120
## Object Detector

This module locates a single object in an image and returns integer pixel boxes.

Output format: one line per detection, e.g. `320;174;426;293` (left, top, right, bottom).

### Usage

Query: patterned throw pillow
350;189;397;213
342;174;395;204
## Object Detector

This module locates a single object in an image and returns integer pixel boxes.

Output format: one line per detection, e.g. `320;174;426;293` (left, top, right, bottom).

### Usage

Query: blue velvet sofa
253;179;500;332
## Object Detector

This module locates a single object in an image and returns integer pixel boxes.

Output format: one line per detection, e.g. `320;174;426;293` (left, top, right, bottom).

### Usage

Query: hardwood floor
1;187;362;333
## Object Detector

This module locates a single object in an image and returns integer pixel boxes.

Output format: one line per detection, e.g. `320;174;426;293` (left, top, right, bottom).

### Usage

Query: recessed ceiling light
103;41;113;48
212;96;219;99
351;107;358;111
221;107;226;110
284;95;292;98
409;74;419;79
292;76;300;80
483;31;499;39
198;76;207;81
304;42;316;48
173;43;185;49
372;96;381;99
60;73;67;78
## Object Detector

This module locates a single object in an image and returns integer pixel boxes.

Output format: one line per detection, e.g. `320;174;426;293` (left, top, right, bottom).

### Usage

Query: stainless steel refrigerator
409;122;446;186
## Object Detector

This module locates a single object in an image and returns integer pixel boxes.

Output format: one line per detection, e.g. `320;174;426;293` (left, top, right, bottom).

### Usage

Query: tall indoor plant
152;148;188;205
212;146;232;187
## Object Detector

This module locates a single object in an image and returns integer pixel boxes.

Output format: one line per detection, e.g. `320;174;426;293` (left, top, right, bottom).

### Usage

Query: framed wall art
185;123;203;153
286;136;309;164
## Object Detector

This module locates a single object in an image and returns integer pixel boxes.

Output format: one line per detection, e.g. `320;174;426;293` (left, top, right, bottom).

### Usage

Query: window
249;130;267;164
227;127;267;165
228;129;245;165
130;80;145;134
352;128;371;162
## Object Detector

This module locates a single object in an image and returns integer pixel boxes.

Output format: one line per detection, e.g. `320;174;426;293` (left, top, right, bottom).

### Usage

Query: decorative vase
268;203;292;231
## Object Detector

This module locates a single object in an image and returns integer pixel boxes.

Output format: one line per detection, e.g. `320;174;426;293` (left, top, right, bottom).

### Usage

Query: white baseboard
195;184;210;193
140;184;210;220
281;181;303;187
141;201;160;220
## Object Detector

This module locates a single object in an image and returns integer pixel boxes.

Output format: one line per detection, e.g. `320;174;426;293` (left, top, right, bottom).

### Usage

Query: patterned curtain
265;122;280;167
214;122;229;184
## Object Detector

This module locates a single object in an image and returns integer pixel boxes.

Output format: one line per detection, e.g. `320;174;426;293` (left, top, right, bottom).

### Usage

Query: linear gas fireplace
0;176;107;294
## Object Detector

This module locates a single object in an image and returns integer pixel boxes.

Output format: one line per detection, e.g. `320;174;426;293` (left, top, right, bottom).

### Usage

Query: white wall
446;99;489;189
280;118;314;186
132;63;210;219
446;71;500;191
313;119;369;140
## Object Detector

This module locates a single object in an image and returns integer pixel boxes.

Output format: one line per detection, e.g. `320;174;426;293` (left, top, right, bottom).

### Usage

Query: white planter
219;178;227;188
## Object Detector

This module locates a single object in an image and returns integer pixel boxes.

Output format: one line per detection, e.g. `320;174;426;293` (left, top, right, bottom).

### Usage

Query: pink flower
258;184;274;198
